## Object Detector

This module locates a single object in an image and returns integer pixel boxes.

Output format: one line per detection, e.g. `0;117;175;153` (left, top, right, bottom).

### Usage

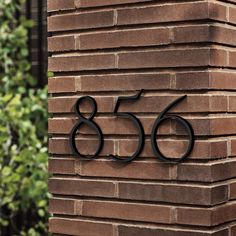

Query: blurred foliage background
0;0;49;235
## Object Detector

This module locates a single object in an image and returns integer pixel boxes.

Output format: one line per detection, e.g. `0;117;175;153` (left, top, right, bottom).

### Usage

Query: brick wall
47;0;236;235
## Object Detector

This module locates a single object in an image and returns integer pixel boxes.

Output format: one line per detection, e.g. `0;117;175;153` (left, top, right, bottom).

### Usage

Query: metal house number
69;90;195;163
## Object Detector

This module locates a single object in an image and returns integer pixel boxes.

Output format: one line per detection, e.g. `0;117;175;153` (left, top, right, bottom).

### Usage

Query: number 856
69;90;195;163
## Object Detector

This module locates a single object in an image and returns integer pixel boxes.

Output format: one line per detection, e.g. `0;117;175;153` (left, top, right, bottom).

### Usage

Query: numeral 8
69;96;103;159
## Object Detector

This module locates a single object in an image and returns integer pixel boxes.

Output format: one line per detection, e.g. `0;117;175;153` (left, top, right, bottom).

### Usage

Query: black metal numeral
110;90;145;163
69;96;103;159
151;95;195;163
69;92;195;163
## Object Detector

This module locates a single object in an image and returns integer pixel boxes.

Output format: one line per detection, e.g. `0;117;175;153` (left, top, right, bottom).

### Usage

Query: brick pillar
47;1;236;235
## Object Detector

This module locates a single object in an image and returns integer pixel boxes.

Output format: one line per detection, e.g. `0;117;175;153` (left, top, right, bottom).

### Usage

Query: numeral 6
151;95;195;163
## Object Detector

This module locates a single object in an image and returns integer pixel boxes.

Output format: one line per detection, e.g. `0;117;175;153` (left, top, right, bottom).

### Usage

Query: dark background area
24;0;48;87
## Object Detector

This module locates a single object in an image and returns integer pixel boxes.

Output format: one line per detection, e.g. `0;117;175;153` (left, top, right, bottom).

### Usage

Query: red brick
118;139;227;160
229;7;236;24
209;26;236;46
81;200;173;224
49;198;76;215
173;24;236;46
49;158;236;185
82;73;171;91
49;116;231;136
177;160;236;182
230;182;236;200
210;49;228;67
48;95;227;114
47;0;75;12
228;96;236;112
49;218;114;236
49;116;236;137
209;71;236;90
175;71;210;90
212;202;236;226
48;138;114;156
48;96;114;113
79;159;174;181
230;139;236;156
48;77;76;93
117;2;208;26
208;3;227;22
177;202;236;227
117;95;227;113
175;117;236;136
49;158;76;175
117;3;227;26
209;117;236;136
48;139;227;164
229;51;236;68
48;54;116;72
175;71;236;91
118;182;227;206
48;73;172;93
173;25;210;44
48;11;114;32
78;28;170;50
118;49;226;69
48;36;75;52
118;225;228;236
49;178;116;198
176;207;212;226
76;0;152;8
48;117;172;136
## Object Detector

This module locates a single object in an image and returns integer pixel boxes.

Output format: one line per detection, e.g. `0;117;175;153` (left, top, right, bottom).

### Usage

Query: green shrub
0;0;49;235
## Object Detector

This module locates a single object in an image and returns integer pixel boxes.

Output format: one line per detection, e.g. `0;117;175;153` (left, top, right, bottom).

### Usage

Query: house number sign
69;90;195;163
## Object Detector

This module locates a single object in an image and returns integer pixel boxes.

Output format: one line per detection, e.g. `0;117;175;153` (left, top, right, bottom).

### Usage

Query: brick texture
48;0;236;235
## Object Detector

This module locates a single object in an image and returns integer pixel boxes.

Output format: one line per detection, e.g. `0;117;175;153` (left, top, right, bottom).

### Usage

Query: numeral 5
110;90;145;163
